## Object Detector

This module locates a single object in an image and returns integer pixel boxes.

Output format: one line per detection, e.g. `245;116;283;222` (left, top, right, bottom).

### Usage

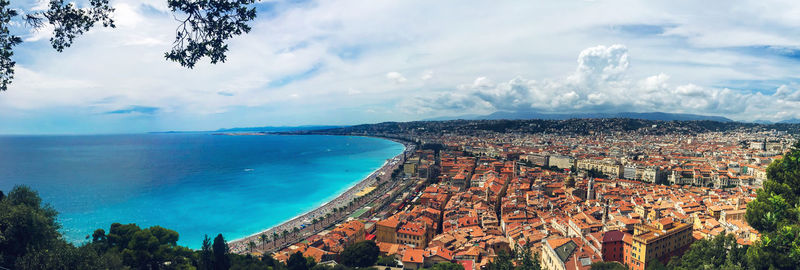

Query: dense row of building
268;130;793;270
458;130;792;188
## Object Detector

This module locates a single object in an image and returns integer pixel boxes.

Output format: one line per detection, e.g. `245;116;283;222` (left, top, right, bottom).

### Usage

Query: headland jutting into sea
225;135;416;254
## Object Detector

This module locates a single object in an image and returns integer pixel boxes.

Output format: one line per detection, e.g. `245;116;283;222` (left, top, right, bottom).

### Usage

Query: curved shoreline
228;136;413;253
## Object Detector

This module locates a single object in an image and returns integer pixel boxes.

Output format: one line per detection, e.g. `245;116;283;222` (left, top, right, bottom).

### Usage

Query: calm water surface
0;133;403;248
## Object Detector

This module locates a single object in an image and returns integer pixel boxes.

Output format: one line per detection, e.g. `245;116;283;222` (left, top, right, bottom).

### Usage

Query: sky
2;0;800;134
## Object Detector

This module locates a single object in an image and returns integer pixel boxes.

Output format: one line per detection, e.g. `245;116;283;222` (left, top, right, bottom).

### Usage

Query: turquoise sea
0;133;404;248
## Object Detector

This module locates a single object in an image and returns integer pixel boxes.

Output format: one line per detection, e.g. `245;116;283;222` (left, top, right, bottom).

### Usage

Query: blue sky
2;0;800;134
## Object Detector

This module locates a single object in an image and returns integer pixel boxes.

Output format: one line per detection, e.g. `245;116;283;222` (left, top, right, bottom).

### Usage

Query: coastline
228;135;413;253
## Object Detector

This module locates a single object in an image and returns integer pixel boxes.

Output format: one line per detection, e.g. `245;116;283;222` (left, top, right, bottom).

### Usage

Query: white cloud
406;44;800;121
24;23;53;42
773;84;800;101
114;3;146;28
421;70;434;80
386;72;407;84
2;67;101;110
31;0;48;11
4;0;800;133
569;44;629;85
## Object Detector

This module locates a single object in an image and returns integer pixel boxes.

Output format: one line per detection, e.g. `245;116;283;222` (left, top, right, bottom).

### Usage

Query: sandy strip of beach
228;137;413;253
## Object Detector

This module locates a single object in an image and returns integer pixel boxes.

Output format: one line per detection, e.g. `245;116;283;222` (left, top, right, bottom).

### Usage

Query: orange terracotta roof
403;248;426;264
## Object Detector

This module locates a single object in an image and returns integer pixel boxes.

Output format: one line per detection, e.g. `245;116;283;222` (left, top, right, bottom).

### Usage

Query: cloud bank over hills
426;111;732;122
410;44;800;123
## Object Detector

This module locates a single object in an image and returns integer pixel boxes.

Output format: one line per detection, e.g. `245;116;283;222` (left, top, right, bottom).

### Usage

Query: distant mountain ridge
427;111;733;122
215;125;348;132
779;118;800;124
292;118;800;138
742;118;800;124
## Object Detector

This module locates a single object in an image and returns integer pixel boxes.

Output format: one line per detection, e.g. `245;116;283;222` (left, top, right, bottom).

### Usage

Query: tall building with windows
624;218;693;270
549;155;575;170
577;159;623;178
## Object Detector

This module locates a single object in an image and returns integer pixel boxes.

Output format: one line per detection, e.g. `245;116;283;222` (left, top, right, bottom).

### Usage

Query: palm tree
282;230;289;242
272;232;279;247
312;218;319;230
248;240;256;253
260;233;268;249
292;227;300;237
